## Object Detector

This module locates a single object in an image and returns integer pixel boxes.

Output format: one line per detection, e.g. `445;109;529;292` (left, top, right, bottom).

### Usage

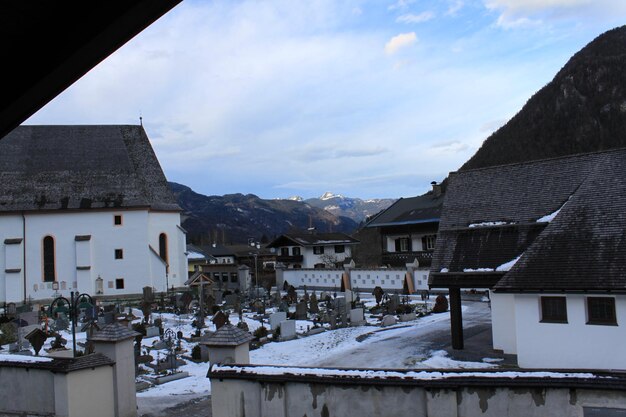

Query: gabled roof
0;125;179;212
267;232;359;248
186;244;217;262
430;148;626;292
366;192;443;228
201;324;253;347
184;271;216;286
200;243;237;257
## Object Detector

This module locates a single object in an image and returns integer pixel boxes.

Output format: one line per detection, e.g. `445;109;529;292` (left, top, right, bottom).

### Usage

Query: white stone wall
281;267;429;292
490;292;517;354
495;293;626;369
0;209;186;303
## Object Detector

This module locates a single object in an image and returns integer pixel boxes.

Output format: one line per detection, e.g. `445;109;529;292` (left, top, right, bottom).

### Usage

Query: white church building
0;125;187;304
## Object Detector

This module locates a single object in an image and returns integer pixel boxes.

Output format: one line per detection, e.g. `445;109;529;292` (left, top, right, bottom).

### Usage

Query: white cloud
396;11;435;24
485;0;626;28
446;1;464;16
388;0;416;11
384;32;417;54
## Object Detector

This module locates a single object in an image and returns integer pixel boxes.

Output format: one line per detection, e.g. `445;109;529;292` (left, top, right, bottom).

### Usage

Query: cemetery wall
280;267;430;292
210;365;626;417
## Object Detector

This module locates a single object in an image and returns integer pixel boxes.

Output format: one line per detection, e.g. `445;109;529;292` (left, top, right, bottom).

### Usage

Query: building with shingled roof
0;125;187;303
267;231;359;269
429;148;626;370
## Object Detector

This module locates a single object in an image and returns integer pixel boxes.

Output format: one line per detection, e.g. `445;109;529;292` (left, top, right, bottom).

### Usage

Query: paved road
139;395;211;417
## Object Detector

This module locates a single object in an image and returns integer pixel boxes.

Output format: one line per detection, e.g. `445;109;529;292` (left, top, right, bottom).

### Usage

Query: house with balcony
430;148;626;370
267;232;359;269
363;183;444;285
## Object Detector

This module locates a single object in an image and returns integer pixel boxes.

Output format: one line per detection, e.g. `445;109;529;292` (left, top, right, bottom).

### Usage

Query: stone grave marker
295;301;307;320
103;311;115;325
214;291;223;305
269;312;287;330
143;286;155;302
432;294;449;313
18;311;39;326
280;320;296;341
349;308;365;326
224;294;238;308
278;301;289;313
24;328;47;356
388;294;400;314
309;292;319;314
145;326;160;338
381;315;397;327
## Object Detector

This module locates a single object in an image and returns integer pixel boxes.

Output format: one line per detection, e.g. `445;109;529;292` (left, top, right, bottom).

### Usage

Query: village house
430;148;626;369
267;231;359;269
0;125;187;304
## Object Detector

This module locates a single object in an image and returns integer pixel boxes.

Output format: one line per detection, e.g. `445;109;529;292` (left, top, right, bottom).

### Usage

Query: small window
314;263;325;269
587;297;617;325
114;215;122;226
230;273;238;283
159;233;168;263
281;247;289;256
334;245;345;253
313;246;324;255
115;278;124;289
293;264;302;269
541;297;568;323
422;235;437;250
42;236;56;282
114;249;123;259
292;247;301;256
395;237;410;252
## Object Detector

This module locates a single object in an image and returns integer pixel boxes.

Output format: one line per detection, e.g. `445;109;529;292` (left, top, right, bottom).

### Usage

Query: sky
27;0;626;200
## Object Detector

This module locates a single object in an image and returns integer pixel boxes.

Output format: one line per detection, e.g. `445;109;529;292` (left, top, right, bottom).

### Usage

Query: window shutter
422;236;428;250
395;238;401;252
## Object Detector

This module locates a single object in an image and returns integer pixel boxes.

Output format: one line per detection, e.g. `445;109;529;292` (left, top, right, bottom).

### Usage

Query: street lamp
249;240;261;299
49;291;96;357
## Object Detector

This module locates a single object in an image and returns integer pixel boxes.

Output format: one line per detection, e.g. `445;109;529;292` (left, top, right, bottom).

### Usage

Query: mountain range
169;182;367;244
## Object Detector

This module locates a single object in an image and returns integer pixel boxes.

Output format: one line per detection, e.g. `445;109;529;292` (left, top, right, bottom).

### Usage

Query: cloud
428;140;469;154
485;0;626;28
446;1;464;16
384;32;417;55
396;12;435;24
298;145;389;161
388;0;416;11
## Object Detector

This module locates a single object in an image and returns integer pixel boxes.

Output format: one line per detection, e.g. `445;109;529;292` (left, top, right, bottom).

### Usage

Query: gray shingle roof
430;148;626;292
201;324;253;346
267;232;359;248
0;125;179;212
366;192;443;227
0;353;114;373
89;322;140;342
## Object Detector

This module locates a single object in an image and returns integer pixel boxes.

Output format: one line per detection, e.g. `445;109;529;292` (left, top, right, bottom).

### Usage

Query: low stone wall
209;364;626;417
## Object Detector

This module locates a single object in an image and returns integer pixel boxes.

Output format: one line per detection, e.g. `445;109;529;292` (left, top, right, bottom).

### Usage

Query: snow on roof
463;268;494;272
496;255;521;272
0;354;53;363
468;221;511;228
187;251;206;260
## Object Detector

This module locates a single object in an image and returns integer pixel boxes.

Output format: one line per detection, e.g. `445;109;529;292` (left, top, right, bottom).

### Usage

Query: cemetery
0;281;459;408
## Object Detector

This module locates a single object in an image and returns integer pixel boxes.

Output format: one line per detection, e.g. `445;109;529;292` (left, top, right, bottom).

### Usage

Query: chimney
431;181;442;197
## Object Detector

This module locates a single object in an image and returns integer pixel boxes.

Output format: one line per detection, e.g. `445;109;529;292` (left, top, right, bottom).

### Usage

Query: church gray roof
0;125;180;212
430;148;626;292
201;324;253;347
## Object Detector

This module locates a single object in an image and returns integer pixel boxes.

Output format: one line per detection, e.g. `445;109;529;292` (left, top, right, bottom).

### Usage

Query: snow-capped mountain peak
320;191;343;200
288;196;303;201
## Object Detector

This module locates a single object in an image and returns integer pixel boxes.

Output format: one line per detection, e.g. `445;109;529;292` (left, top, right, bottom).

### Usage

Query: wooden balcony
382;251;433;267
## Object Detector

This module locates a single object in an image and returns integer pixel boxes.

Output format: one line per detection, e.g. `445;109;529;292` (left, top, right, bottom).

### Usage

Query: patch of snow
536;208;561;223
0;354;53;363
215;363;598;381
463;268;494;272
420;350;496;369
483;357;504;363
288;196;303;201
187;251;206;260
468;221;510;228
496;255;521;272
440;268;449;273
324;205;340;211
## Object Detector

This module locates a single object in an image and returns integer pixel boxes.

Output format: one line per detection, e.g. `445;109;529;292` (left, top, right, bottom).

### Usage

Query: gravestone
349;308;365;326
214;291;223;305
145;326;160;338
55;315;70;331
24;328;47;356
224;294;238;308
381;315;397;327
6;303;17;318
143;286;155;302
212;311;228;330
388;294;400;314
18;311;39;326
205;294;216;312
329;315;337;330
287;286;297;304
278;301;289;313
295;301;307;320
18;324;39;345
309;293;319;314
320;292;331;302
372;286;384;305
103;311;115;325
399;312;417;322
280;320;296;341
432;294;449;313
269;312;287;330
